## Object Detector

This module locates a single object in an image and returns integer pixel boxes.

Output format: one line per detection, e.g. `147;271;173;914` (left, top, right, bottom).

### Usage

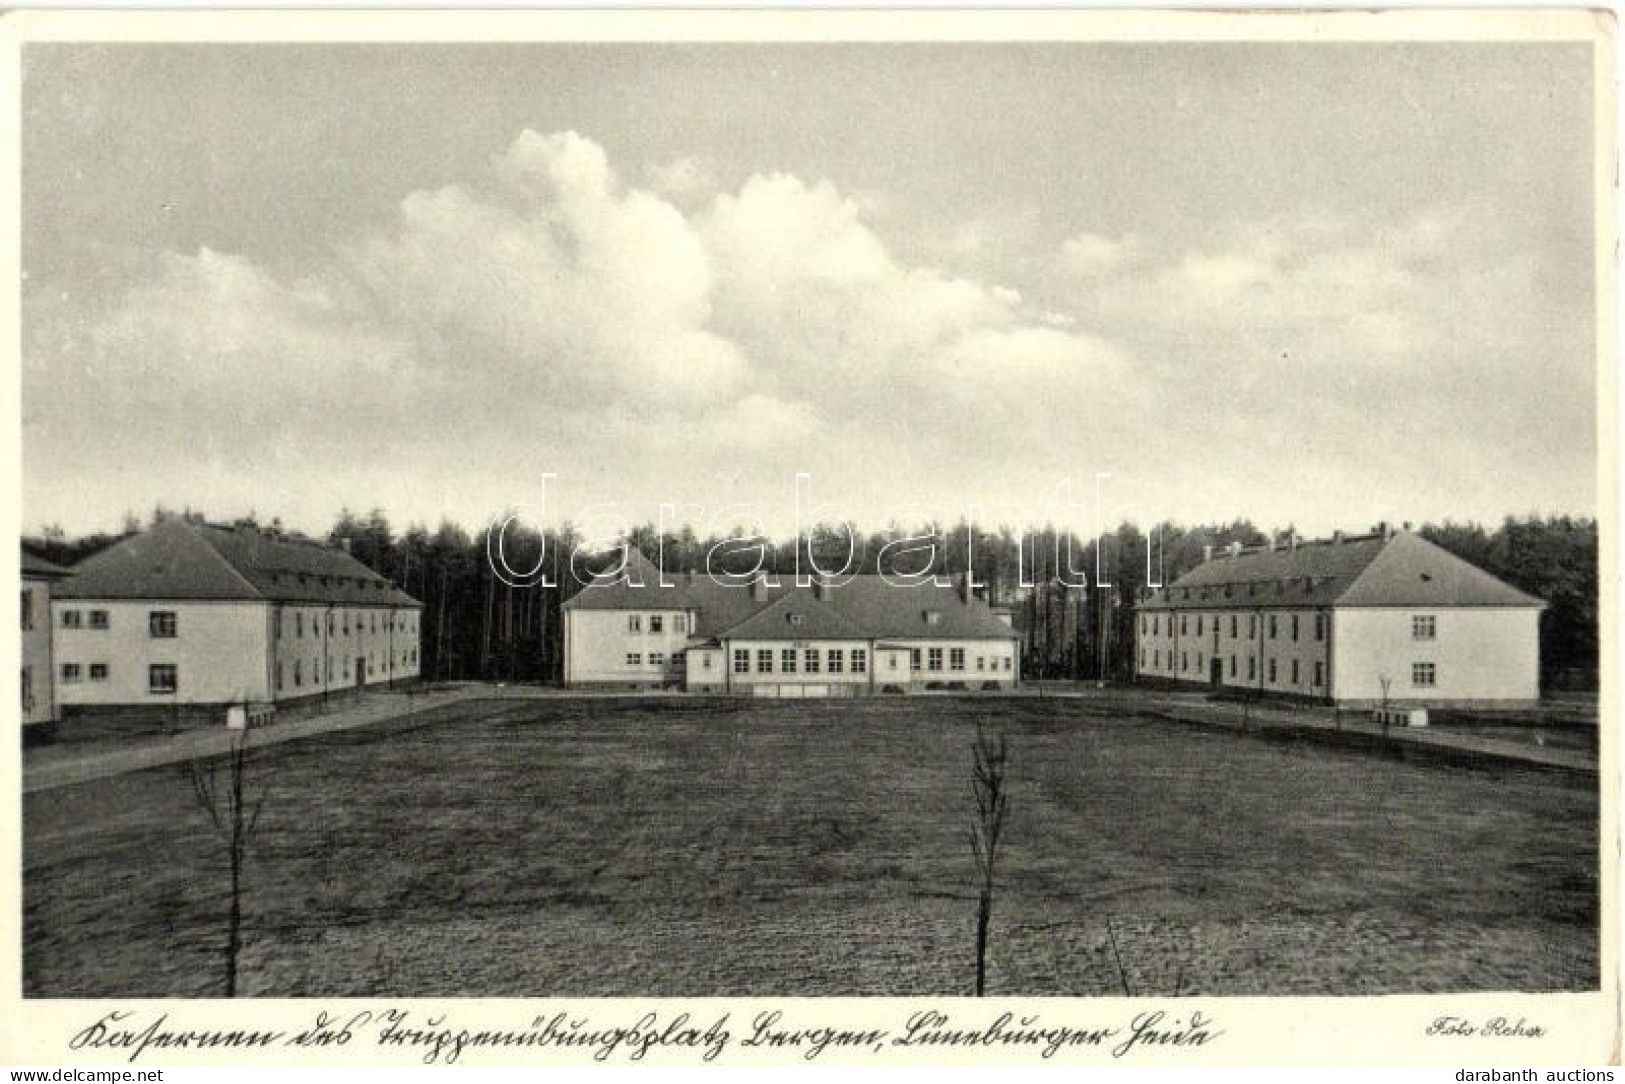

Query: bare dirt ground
23;697;1598;997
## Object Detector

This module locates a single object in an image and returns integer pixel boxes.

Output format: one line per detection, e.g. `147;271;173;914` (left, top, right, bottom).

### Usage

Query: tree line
25;508;1599;691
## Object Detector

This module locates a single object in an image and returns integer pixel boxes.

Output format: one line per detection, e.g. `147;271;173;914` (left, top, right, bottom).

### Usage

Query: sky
19;41;1600;541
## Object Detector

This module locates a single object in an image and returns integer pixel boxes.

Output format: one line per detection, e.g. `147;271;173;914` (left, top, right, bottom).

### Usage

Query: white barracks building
563;549;1020;695
51;520;422;725
1134;528;1544;708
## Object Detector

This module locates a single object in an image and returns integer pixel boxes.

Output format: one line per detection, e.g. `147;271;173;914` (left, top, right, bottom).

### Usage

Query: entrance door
1209;657;1223;687
355;657;366;688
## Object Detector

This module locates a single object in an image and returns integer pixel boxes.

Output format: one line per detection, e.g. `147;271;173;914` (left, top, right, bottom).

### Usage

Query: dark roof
716;590;870;642
1139;530;1543;611
55;521;420;607
565;559;1018;641
21;548;72;579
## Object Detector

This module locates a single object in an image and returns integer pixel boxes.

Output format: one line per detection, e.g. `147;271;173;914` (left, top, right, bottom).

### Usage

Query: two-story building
1134;528;1545;707
563;549;1019;696
21;548;71;734
51;520;422;727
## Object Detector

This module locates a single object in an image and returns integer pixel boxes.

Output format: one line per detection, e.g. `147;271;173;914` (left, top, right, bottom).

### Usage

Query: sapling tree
969;720;1009;996
187;730;272;997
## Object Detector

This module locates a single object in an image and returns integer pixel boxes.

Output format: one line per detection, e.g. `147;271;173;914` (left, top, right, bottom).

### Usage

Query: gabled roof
1337;531;1545;608
55;520;420;607
716;590;869;642
564;555;1018;642
21;548;72;580
1139;530;1543;611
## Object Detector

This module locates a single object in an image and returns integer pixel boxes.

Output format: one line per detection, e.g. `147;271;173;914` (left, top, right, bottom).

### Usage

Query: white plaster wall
53;599;272;705
1332;607;1541;704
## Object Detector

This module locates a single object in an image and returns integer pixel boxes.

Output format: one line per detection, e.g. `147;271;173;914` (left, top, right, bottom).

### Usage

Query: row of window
908;647;1013;673
275;649;420;691
731;647;871;675
626;614;689;634
279;609;414;639
1140;650;1438;688
1141;612;1440;643
625;652;669;666
59;609;176;637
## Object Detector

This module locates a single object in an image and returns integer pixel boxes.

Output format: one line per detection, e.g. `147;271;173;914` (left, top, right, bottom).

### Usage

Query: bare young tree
187;730;272;997
969;720;1009;996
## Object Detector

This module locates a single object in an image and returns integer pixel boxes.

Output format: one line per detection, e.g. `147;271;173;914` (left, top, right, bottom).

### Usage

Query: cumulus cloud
25;129;1134;529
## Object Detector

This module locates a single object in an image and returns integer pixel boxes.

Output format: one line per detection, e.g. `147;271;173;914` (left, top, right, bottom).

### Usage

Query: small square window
148;611;177;638
89;610;109;630
89;663;108;681
1412;615;1436;641
60;663;82;683
148;664;178;694
1412;662;1436;687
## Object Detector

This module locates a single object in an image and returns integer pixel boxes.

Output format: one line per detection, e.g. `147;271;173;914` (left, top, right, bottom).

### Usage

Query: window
1003;657;1012;671
910;649;922;672
20;590;32;631
343;658;351;679
1291;615;1299;641
1153;650;1160;668
674;614;688;634
1248;656;1256;680
924;610;942;626
61;610;82;629
781;648;797;673
1412;662;1436;687
1180;652;1186;672
889;654;899;670
757;649;774;673
978;656;987;671
1268;615;1278;639
1268;659;1278;683
928;648;944;672
343;612;350;634
735;650;751;674
314;659;322;683
295;660;303;686
628;615;643;633
828;649;845;674
650;652;666;666
1314;661;1324;687
148;664;177;694
276;664;284;691
852;650;867;675
627;653;643;666
1153;615;1159;636
60;663;82;683
1291;659;1299;684
148;611;177;638
297;612;304;638
950;648;965;671
804;648;821;674
89;663;108;681
702;653;713;670
1230;615;1238;638
650;615;664;634
1249;615;1257;638
1140;616;1146;635
1180;615;1187;635
1196;615;1204;636
1315;612;1328;641
21;666;32;711
1229;655;1236;677
327;613;335;635
1413;615;1436;641
89;610;109;629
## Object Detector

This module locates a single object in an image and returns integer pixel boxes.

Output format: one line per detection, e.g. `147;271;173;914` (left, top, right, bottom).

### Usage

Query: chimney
685;569;697;586
816;575;833;602
751;572;770;602
1202;544;1214;563
958;571;973;603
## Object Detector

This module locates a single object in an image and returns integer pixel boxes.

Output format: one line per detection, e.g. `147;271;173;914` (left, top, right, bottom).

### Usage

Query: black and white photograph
3;8;1616;1068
